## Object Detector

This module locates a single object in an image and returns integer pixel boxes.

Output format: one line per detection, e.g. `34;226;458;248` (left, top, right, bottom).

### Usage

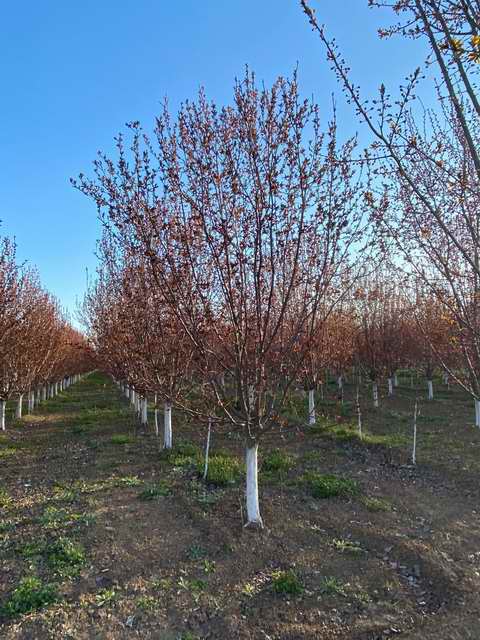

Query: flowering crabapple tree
75;71;371;527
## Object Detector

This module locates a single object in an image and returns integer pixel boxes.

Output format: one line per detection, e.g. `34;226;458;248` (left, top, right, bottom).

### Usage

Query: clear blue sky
0;1;426;321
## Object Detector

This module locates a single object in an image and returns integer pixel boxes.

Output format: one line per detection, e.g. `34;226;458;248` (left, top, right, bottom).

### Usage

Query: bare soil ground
1;373;480;639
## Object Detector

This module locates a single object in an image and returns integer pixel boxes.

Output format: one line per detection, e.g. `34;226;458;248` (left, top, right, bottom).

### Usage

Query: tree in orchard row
76;72;372;527
302;0;480;426
0;233;95;430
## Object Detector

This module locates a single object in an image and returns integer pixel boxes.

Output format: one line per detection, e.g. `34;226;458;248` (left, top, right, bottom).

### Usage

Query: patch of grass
138;481;171;500
39;506;95;529
46;537;86;578
0;447;18;458
110;434;133;445
16;539;46;558
0;488;13;509
262;449;294;473
361;496;393;512
199;455;243;486
113;475;143;487
301;473;359;499
178;577;207;603
0;576;59;619
136;595;158;612
187;544;208;561
95;588;118;607
271;570;304;596
52;486;79;503
320;576;348;597
332;538;364;555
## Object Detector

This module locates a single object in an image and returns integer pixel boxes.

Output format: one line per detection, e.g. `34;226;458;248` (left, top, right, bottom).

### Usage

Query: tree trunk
245;443;262;527
308;389;316;425
15;394;23;419
141;397;148;425
154;393;159;437
0;400;5;431
427;379;433;400
373;382;379;408
388;377;394;396
203;417;212;481
163;401;172;449
393;373;399;387
412;399;418;465
475;398;480;428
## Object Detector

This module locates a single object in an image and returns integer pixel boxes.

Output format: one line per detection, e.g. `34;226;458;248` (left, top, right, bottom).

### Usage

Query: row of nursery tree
0;233;95;431
76;0;480;527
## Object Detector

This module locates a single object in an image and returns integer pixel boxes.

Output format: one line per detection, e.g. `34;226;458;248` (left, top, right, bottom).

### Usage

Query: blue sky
0;1;427;322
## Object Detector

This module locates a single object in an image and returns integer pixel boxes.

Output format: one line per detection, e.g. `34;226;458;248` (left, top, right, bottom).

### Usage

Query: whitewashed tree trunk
131;389;136;406
42;386;47;401
387;377;394;396
154;393;159;437
475;398;480;428
163;401;172;449
203;417;212;481
141;397;148;425
15;395;23;419
427;380;433;400
245;443;262;527
373;382;379;408
356;386;362;439
308;389;316;425
337;376;343;390
28;391;34;413
0;400;5;431
393;373;399;387
412;399;418;465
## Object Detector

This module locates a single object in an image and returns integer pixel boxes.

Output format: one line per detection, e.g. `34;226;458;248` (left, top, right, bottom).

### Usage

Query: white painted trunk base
164;402;172;449
15;395;23;419
308;389;316;425
0;400;5;431
427;380;433;400
475;399;480;428
373;383;379;408
245;444;262;527
388;378;393;396
203;418;212;481
141;397;148;425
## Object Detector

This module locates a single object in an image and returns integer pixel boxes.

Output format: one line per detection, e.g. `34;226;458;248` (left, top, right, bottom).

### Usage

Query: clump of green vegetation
0;576;59;618
320;576;348;597
361;496;393;512
16;539;46;558
95;588;118;607
46;537;86;578
271;570;304;596
262;449;294;473
0;447;18;458
163;441;201;467
199;455;243;486
136;595;158;612
52;486;79;503
138;481;171;500
332;538;364;555
301;473;359;499
0;488;13;509
39;506;95;529
187;544;207;560
178;577;207;603
113;475;143;487
110;434;133;445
